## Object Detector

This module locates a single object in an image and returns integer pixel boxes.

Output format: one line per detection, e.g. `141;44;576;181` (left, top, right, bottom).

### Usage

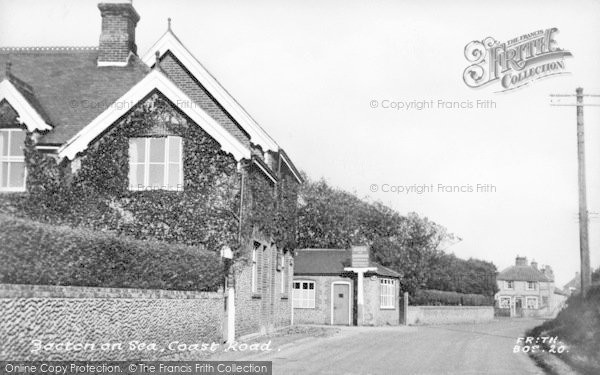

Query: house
293;246;401;326
562;272;581;295
495;256;566;317
0;0;302;339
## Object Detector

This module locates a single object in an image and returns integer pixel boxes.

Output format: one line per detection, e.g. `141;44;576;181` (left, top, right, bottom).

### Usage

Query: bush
0;214;223;291
411;289;494;306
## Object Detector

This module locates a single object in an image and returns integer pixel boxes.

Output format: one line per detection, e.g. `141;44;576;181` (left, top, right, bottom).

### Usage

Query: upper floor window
527;281;536;290
293;280;315;308
505;280;514;289
0;129;26;192
380;278;395;309
128;136;182;191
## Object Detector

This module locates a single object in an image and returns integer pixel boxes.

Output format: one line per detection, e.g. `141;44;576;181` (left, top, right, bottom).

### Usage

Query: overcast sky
1;0;599;286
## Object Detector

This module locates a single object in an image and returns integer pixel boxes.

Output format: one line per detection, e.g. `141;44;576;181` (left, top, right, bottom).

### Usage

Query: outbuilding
293;246;401;326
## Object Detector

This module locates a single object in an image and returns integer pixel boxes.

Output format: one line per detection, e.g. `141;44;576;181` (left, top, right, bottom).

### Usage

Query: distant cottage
495;256;567;318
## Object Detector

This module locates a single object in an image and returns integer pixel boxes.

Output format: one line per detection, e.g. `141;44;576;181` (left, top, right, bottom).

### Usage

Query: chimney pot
515;256;528;266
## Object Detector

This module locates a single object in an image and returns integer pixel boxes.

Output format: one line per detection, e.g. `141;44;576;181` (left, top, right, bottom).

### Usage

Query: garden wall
406;305;494;325
0;284;224;360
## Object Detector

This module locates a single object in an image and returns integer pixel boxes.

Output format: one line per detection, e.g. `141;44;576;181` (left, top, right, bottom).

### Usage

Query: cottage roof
497;265;551;282
294;248;401;278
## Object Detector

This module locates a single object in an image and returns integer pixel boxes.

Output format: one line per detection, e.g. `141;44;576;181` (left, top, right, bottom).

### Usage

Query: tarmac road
222;319;547;375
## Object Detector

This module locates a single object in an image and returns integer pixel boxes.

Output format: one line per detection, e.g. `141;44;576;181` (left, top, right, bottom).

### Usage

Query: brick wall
0;284;223;360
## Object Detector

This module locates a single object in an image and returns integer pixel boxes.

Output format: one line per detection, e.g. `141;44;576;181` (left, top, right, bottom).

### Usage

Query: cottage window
292;281;315;308
527;281;536;290
380;278;395;309
505;280;514;289
499;297;511;309
128;136;182;191
0;129;26;192
526;297;538;309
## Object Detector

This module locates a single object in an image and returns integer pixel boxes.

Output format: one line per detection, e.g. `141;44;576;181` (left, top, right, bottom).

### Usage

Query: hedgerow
411;289;494;306
0;214;223;291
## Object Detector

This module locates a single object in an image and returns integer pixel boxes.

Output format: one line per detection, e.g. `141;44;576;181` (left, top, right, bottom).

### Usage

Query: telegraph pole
550;88;598;296
576;88;592;296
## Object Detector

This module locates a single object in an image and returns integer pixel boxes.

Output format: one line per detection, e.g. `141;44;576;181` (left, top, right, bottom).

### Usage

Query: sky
1;0;599;286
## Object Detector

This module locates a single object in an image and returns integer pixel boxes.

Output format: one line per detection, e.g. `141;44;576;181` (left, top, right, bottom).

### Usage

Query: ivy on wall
3;91;300;260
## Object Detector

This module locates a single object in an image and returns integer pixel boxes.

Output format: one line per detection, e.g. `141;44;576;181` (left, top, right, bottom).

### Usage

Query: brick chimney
515;256;528;266
531;260;538;270
97;0;140;66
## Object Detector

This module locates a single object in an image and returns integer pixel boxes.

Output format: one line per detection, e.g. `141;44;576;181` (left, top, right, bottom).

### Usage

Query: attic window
128;136;183;191
0;129;26;192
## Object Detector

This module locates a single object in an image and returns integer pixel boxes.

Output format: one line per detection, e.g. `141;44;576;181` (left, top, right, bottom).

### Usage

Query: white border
330;281;352;325
142;31;279;152
0;79;52;132
58;70;251;161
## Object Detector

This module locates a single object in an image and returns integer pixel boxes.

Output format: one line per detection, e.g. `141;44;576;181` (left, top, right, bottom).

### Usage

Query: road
218;319;547;375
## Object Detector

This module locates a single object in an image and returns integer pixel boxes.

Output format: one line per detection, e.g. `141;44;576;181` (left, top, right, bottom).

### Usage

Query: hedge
0;214;223;291
411;289;494;306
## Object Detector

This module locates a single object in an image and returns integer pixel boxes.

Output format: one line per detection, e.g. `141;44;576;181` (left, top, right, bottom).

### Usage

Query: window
499;297;511;309
542;296;549;307
293;281;315;308
526;297;538;309
0;129;26;191
505;280;514;289
128;136;182;191
280;253;288;294
527;281;536;290
380;278;395;309
251;243;259;294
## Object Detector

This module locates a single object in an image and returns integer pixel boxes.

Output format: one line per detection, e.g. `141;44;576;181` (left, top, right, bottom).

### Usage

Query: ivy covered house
0;0;302;338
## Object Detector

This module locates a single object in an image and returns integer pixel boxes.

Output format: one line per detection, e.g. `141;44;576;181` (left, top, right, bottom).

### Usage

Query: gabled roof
294;248;401;278
0;48;148;144
142;30;280;153
58;69;251;161
497;265;551;282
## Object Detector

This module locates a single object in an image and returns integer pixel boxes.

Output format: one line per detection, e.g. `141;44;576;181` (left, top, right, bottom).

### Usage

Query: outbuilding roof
294;248;401;278
497;265;551;282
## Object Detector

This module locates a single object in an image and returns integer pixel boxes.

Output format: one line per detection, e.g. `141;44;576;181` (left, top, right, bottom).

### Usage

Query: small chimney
531;260;538;270
543;265;554;281
97;0;140;66
515;256;528;266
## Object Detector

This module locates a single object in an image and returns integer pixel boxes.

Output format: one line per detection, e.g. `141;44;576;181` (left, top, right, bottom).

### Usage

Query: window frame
505;280;514;290
0;128;27;192
292;280;315;309
380;278;396;309
128;136;183;191
526;281;537;290
526;296;538;309
499;296;511;309
251;243;259;294
279;253;288;295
